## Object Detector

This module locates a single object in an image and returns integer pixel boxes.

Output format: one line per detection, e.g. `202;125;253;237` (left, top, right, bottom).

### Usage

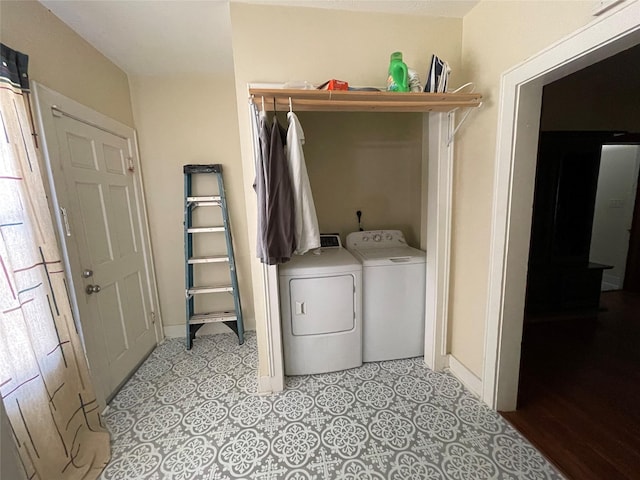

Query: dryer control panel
346;230;407;249
320;234;342;248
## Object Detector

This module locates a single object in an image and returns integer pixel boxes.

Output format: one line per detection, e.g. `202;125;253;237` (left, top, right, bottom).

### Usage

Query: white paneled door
34;84;159;405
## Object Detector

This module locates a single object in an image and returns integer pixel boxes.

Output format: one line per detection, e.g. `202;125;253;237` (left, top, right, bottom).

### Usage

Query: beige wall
298;112;423;247
0;0;133;126
230;3;463;376
452;0;596;376
129;74;253;333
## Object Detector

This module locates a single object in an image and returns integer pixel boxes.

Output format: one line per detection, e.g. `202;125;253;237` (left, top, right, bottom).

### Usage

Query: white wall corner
447;354;483;398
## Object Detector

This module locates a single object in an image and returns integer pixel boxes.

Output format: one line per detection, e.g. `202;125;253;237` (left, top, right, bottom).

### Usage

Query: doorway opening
483;0;640;412
483;10;640;478
500;34;640;480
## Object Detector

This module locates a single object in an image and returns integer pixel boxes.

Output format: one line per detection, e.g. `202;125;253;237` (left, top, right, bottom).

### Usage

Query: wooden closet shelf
249;88;482;113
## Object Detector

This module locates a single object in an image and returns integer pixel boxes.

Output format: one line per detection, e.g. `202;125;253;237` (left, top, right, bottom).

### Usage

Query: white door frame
424;112;456;372
31;83;164;399
257;110;454;391
483;1;640;411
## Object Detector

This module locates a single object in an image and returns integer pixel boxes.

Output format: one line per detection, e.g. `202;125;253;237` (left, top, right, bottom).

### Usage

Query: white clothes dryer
279;235;362;375
346;230;426;362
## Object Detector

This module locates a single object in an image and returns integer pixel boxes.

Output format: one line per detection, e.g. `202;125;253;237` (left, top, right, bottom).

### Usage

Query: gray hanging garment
251;105;270;263
265;115;296;264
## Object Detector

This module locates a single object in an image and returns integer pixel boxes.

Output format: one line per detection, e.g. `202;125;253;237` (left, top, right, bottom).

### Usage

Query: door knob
86;284;101;294
82;269;93;278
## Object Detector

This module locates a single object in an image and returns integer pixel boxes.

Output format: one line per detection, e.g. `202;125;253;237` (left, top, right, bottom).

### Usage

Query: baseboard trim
258;374;284;395
447;354;482;398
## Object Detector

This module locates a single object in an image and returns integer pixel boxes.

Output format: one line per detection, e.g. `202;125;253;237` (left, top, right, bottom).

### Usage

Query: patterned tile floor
100;332;564;480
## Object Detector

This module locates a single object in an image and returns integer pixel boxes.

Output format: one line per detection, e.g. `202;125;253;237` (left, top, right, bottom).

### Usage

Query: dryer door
289;274;355;335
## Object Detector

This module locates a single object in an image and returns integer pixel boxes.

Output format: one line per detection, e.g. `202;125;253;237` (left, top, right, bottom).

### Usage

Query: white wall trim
447;354;482;398
483;2;640;410
132;130;164;343
258;373;284;395
424;112;455;371
245;88;285;395
259;264;285;394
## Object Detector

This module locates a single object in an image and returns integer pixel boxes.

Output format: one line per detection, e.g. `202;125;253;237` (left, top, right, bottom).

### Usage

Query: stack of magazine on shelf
424;54;450;93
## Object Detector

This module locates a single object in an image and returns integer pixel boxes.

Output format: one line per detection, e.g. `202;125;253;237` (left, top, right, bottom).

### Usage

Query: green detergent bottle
387;51;409;92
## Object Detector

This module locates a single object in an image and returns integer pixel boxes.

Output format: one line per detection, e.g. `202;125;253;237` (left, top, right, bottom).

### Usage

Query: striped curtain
0;44;110;479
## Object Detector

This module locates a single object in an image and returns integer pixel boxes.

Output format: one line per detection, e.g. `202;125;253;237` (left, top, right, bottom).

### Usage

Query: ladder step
190;201;222;208
187;195;221;202
187;196;222;207
188;285;233;295
189;310;237;325
184;164;221;174
187;226;225;233
188;255;229;264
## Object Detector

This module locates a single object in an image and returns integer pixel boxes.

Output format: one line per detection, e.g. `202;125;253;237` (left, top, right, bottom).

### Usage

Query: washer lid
279;247;361;276
349;246;425;266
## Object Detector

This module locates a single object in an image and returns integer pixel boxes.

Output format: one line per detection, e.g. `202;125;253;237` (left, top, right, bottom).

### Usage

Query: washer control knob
385;233;393;241
373;234;381;242
363;236;369;241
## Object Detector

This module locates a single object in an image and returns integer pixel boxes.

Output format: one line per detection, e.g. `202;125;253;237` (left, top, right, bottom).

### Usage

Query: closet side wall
230;3;463;377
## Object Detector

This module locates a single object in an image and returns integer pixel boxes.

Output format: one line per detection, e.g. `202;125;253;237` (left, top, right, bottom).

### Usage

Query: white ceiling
39;0;478;76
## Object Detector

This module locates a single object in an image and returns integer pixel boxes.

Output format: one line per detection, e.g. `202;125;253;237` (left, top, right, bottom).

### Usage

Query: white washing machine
279;235;362;375
346;230;426;362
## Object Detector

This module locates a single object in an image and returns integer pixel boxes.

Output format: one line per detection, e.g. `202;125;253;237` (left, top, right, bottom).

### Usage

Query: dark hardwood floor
502;291;640;480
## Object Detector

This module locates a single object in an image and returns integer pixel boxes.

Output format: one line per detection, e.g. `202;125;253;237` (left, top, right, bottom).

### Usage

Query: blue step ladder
184;164;244;349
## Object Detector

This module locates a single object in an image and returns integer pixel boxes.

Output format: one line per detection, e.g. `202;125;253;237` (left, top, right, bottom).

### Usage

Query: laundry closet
248;89;481;381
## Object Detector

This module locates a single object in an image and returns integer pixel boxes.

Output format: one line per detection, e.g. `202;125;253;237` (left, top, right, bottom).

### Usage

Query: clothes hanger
289;97;293;113
261;96;265;113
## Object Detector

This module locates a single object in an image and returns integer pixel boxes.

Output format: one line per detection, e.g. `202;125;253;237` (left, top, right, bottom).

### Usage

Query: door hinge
150;311;156;324
128;157;135;173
